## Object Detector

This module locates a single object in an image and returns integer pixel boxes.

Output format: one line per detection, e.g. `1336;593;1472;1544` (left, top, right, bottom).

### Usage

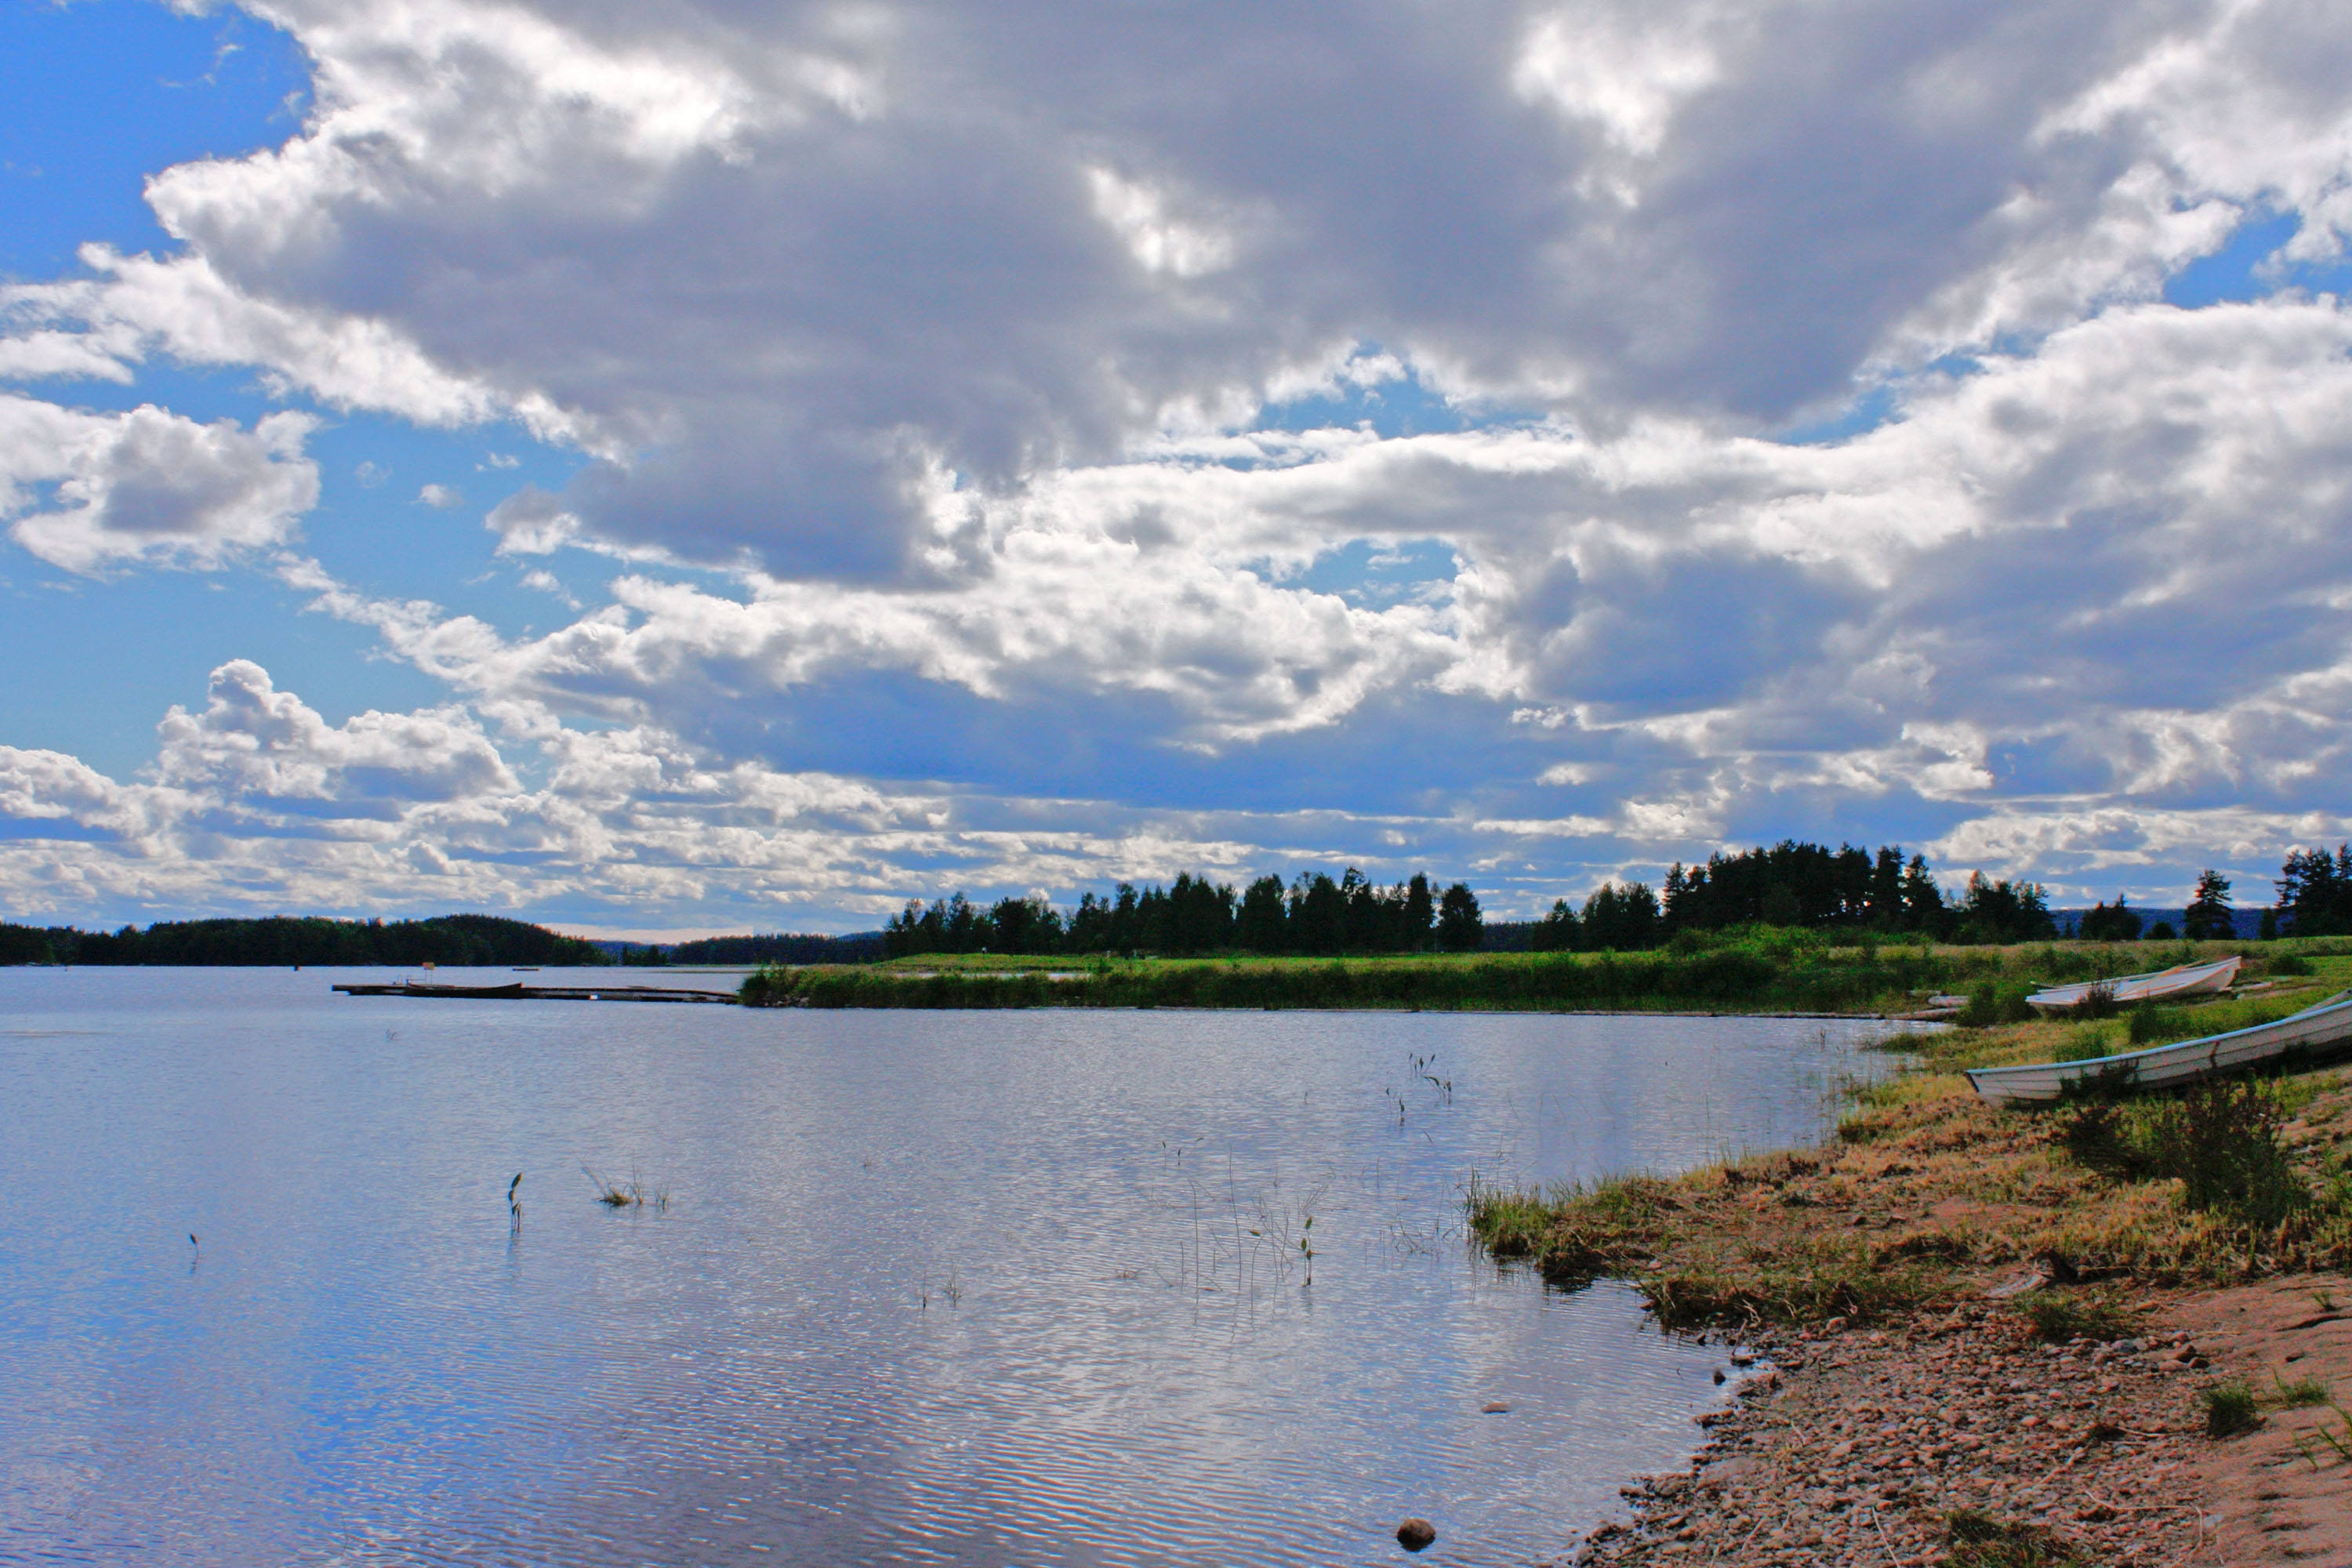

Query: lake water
0;969;1914;1567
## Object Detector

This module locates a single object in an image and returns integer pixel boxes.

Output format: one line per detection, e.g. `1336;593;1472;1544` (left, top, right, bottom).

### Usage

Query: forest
880;844;2063;960
0;913;605;967
1529;842;2058;953
2278;846;2352;937
883;870;1483;957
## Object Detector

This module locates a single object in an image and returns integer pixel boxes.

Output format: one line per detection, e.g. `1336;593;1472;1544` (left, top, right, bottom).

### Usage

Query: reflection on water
0;970;1915;1566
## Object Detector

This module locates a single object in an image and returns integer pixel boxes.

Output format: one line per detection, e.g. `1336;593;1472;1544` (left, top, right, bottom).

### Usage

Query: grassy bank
740;933;2342;1015
1466;949;2352;1332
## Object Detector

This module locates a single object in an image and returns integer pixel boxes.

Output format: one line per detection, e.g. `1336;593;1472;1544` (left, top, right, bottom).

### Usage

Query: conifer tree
1436;882;1484;952
2181;869;2234;941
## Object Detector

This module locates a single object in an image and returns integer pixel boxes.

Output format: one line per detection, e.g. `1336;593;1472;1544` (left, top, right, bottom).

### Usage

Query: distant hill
0;913;606;967
590;931;887;965
2050;908;2269;940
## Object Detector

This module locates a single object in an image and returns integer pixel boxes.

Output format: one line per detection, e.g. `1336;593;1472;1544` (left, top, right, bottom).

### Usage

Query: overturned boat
2025;955;2241;1013
1966;989;2352;1106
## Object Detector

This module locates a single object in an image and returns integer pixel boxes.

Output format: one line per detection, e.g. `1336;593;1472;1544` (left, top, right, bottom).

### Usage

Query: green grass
2205;1377;2263;1436
2016;1290;2143;1344
1944;1510;2095;1567
740;937;2352;1016
1641;1248;1936;1330
2270;1373;2333;1410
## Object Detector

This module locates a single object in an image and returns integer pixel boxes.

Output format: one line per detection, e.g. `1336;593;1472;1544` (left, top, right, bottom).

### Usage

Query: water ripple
0;969;1914;1566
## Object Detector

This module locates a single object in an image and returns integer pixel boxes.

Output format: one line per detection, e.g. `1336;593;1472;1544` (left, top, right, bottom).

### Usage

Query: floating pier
332;981;740;1005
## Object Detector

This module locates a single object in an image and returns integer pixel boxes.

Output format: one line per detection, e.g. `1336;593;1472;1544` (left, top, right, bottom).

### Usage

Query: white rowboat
2025;956;2242;1013
1965;989;2352;1106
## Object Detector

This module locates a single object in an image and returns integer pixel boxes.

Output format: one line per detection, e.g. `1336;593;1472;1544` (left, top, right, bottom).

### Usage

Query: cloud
0;398;319;573
9;0;2299;574
151;659;517;814
4;0;2352;923
417;482;460;507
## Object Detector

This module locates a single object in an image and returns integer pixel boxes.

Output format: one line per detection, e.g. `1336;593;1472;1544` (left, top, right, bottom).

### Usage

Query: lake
0;968;1913;1566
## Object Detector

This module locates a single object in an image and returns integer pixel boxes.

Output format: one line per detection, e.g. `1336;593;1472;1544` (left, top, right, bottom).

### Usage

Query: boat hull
1967;990;2352;1105
2026;956;2241;1013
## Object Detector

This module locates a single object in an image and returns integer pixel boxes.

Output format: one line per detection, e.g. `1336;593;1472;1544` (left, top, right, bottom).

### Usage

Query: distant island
0;913;609;967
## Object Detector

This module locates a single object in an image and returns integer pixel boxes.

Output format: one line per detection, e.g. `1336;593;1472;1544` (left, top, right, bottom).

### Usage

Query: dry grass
1468;963;2352;1330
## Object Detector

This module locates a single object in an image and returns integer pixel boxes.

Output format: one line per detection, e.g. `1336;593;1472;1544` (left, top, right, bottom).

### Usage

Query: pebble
1396;1517;1437;1552
1572;1301;2216;1567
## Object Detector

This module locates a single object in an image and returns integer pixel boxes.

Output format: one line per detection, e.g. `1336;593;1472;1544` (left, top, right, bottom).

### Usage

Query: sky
2;0;2350;938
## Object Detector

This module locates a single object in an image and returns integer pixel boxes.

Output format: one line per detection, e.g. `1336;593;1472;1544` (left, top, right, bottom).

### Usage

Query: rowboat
2025;956;2241;1013
1965;989;2352;1106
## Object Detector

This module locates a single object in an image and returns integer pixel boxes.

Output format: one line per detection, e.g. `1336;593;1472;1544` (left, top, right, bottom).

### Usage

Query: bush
2267;953;2314;977
2147;1079;2307;1228
2066;981;2119;1019
2204;1377;2262;1436
1958;983;2038;1027
2060;1076;2310;1226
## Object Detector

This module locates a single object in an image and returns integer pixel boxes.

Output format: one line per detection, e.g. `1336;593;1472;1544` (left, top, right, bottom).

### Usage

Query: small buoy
1396;1518;1437;1552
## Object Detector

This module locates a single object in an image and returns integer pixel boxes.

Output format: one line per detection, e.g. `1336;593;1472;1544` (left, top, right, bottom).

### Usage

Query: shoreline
739;936;2327;1016
1472;982;2352;1566
1581;1276;2351;1566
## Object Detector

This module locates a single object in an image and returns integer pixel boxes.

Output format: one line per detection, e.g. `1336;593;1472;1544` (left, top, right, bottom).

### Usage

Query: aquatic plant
582;1164;667;1210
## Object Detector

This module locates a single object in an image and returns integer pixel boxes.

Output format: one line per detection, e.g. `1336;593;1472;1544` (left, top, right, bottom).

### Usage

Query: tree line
888;837;2298;961
884;870;1488;957
1528;842;2056;952
0;913;605;967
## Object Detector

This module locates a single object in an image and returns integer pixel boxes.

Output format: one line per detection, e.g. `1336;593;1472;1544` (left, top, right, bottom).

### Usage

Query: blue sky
2;0;2350;936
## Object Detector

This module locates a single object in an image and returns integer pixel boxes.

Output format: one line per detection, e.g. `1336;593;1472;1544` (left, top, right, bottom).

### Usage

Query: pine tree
1436;883;1484;952
2078;897;2142;943
1403;873;1436;950
1531;898;1580;952
1237;876;1287;953
2181;869;2234;941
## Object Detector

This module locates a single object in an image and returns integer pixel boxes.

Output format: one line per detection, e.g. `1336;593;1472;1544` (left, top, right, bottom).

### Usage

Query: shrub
1958;983;2038;1027
2066;981;2119;1019
2204;1378;2262;1436
2147;1079;2307;1228
2267;953;2314;977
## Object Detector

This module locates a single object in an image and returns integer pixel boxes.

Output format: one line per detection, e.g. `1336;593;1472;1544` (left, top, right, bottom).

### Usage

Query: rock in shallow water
1396;1517;1437;1552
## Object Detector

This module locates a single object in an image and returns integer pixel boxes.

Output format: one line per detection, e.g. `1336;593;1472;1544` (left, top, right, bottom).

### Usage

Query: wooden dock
332;981;740;1005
